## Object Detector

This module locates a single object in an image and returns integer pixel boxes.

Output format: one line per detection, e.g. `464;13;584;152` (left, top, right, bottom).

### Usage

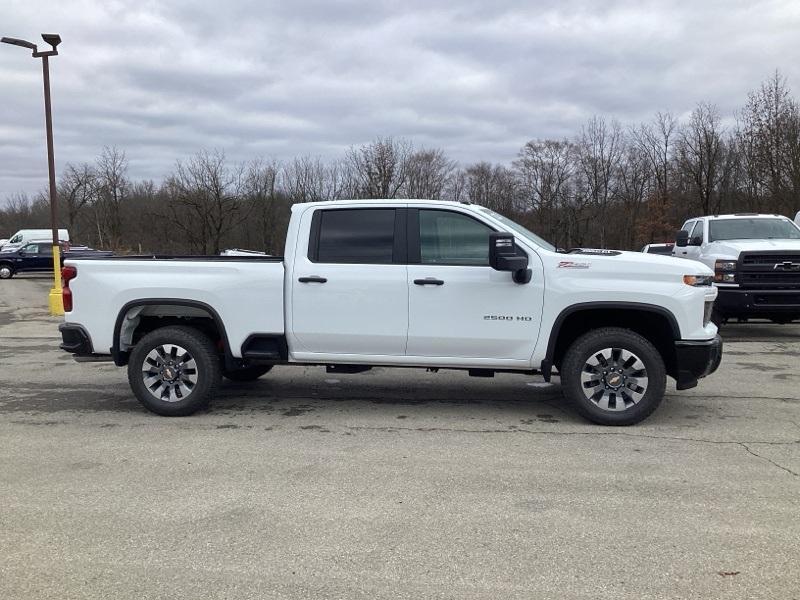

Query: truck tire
223;365;273;381
560;327;666;426
0;264;14;279
127;326;221;416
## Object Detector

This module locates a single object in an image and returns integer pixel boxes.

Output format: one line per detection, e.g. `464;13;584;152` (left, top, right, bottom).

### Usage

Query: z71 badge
557;260;590;269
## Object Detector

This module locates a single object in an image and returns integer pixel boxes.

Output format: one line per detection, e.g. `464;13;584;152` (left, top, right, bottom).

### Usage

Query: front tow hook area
674;334;723;390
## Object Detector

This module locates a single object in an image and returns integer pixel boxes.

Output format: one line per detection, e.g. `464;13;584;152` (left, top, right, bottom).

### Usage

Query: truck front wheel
128;326;221;416
560;327;666;426
0;264;14;279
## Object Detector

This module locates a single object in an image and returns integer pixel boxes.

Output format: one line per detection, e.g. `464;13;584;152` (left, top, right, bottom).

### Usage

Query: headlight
714;259;737;283
715;260;737;271
683;275;714;286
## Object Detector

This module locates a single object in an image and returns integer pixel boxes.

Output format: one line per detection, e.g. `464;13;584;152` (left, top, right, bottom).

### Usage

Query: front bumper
716;288;800;318
59;323;94;355
674;334;723;390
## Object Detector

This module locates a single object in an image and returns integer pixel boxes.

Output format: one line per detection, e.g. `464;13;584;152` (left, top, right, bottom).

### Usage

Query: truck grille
741;254;800;265
738;251;800;289
753;293;800;306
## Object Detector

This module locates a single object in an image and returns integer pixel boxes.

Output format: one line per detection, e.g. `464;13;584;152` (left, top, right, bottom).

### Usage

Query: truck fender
541;301;681;381
112;299;233;367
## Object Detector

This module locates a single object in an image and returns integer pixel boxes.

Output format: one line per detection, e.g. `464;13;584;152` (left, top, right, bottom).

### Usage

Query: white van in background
0;229;69;253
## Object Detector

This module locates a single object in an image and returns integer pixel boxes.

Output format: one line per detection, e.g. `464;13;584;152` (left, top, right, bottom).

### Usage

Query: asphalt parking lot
1;275;799;599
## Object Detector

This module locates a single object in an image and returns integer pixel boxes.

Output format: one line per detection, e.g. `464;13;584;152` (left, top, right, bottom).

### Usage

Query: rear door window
313;209;397;264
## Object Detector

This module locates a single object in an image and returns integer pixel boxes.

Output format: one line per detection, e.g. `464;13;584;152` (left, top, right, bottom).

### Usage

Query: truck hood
705;239;800;256
552;249;713;277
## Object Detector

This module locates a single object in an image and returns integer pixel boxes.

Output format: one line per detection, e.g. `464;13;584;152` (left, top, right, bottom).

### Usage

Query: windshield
709;218;800;242
477;207;556;251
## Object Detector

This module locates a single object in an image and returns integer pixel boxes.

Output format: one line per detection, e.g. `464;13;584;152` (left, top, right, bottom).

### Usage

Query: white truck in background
674;214;800;325
0;228;69;253
59;200;721;425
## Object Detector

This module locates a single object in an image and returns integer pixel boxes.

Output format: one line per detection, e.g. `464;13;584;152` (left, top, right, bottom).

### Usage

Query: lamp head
1;37;38;52
41;34;61;49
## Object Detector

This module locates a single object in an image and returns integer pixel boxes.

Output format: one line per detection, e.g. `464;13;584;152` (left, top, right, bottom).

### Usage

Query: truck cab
675;214;800;324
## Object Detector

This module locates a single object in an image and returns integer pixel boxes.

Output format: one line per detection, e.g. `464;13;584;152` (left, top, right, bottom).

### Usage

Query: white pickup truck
674;213;800;324
60;200;721;425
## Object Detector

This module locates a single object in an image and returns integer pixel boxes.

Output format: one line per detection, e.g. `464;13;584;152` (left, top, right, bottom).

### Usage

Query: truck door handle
298;276;327;283
414;278;445;286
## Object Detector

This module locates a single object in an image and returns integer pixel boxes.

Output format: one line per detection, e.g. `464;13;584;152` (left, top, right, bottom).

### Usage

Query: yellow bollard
48;243;64;316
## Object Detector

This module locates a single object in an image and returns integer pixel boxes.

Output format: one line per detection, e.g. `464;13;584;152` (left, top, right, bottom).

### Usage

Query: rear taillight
62;265;77;312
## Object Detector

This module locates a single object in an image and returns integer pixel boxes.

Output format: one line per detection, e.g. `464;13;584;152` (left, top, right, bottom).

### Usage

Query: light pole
1;33;64;315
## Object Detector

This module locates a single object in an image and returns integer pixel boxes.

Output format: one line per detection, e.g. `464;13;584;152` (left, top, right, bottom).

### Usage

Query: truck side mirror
489;232;531;284
675;230;689;247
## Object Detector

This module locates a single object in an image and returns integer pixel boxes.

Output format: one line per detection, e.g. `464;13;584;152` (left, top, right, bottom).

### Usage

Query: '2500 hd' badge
484;315;533;321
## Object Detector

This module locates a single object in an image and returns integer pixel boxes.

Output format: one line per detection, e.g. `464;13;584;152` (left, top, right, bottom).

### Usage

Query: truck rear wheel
560;327;666;426
127;326;221;416
223;365;273;381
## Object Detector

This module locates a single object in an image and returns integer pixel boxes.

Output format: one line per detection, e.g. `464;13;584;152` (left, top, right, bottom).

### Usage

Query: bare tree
576;117;624;247
404;148;456;199
245;158;282;252
58;163;97;236
463;162;520;215
634;112;677;199
0;193;48;234
616;145;652;248
445;168;468;203
677;103;727;215
632;112;678;241
347;137;412;198
165;149;248;254
94;147;129;248
514;139;573;245
282;156;345;203
738;71;800;213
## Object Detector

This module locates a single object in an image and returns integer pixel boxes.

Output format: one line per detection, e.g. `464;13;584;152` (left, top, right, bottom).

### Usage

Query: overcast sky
1;0;799;199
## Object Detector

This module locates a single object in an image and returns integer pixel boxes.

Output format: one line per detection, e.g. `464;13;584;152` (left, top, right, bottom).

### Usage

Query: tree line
2;71;799;255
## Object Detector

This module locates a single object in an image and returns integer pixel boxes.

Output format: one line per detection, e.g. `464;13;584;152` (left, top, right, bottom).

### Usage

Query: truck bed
64;256;286;357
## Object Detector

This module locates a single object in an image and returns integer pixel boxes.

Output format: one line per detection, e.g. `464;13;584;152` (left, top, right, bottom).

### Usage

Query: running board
326;364;373;374
73;355;115;363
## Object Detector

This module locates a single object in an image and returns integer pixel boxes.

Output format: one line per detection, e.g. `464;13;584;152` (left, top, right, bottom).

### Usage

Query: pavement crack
739;442;799;478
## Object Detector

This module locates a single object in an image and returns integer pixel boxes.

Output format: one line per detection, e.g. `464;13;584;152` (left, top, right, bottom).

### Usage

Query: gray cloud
1;0;799;199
